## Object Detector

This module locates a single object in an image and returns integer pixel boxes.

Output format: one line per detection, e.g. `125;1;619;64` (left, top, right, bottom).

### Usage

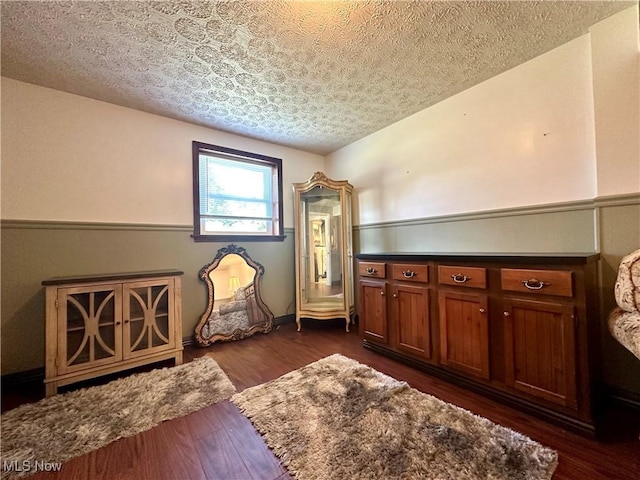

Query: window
192;141;285;242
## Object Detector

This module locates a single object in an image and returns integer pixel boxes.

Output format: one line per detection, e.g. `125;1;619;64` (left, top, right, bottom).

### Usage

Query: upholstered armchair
608;249;640;360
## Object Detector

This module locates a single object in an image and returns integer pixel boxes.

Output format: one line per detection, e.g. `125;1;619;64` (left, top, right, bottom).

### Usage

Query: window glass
192;142;284;241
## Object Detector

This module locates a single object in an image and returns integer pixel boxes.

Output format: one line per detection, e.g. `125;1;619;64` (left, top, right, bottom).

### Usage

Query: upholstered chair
608;248;640;360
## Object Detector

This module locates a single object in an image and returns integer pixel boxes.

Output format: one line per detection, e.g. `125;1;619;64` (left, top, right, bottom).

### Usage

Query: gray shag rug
232;354;558;480
1;356;235;479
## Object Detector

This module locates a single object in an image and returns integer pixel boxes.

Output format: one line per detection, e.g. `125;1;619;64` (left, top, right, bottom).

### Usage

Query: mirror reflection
195;245;273;346
303;186;344;304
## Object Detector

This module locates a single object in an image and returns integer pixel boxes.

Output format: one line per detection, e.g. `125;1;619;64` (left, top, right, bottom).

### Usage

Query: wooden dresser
42;270;184;397
356;253;601;436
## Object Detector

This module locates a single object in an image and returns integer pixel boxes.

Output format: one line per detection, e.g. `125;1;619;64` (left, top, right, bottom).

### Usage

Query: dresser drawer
392;263;429;283
358;262;386;279
438;265;487;289
501;268;573;297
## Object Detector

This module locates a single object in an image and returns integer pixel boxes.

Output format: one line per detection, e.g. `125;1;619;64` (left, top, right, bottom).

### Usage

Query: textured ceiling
1;1;633;155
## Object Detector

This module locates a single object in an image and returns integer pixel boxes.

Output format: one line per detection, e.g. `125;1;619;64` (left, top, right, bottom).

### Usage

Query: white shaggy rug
1;357;235;479
232;354;558;480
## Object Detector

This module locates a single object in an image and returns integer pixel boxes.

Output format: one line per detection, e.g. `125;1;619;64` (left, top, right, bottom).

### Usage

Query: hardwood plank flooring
3;321;639;480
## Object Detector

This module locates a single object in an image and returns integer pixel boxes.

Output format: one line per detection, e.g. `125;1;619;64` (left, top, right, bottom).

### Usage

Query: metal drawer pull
451;273;470;283
479;308;486;314
402;270;417;278
522;279;547;290
366;267;377;275
503;311;510;317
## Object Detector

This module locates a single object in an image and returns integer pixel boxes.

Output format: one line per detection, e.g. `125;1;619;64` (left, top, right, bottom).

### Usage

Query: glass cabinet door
300;184;344;308
294;172;354;332
58;284;122;374
123;279;175;358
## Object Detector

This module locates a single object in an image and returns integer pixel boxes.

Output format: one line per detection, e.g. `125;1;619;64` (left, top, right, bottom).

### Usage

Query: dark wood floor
3;321;639;480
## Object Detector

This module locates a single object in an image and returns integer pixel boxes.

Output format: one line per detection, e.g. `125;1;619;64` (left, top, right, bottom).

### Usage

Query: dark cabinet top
42;270;184;286
355;252;600;265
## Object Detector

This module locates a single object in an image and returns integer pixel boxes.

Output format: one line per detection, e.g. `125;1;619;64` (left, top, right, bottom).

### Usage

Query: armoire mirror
194;244;274;346
293;172;354;332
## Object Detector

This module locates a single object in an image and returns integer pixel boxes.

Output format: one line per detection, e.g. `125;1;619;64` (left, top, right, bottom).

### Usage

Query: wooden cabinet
358;261;432;360
393;283;431;359
503;298;577;407
356;253;601;436
438;290;489;379
501;267;578;408
43;270;183;397
438;265;487;289
358;261;386;279
437;264;489;379
359;279;388;344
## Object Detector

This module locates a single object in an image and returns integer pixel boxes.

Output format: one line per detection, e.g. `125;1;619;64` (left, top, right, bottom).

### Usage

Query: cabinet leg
45;382;57;398
175;351;183;366
296;315;301;332
345;316;350;333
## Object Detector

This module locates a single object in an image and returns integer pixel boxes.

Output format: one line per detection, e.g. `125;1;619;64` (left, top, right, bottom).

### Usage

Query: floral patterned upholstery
614;250;640;313
608;249;640;360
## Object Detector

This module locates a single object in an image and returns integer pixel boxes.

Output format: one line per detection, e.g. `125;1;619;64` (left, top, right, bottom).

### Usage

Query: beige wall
327;7;639;225
327;34;598;225
1;79;322;374
329;7;640;394
1;77;325;227
590;7;640;197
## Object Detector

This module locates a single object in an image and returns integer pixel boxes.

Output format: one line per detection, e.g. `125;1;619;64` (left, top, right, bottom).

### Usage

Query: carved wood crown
310;172;329;183
294;172;354;193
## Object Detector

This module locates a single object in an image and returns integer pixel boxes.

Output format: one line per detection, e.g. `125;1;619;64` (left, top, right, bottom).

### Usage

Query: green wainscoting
2;194;639;397
0;222;295;374
355;200;598;254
